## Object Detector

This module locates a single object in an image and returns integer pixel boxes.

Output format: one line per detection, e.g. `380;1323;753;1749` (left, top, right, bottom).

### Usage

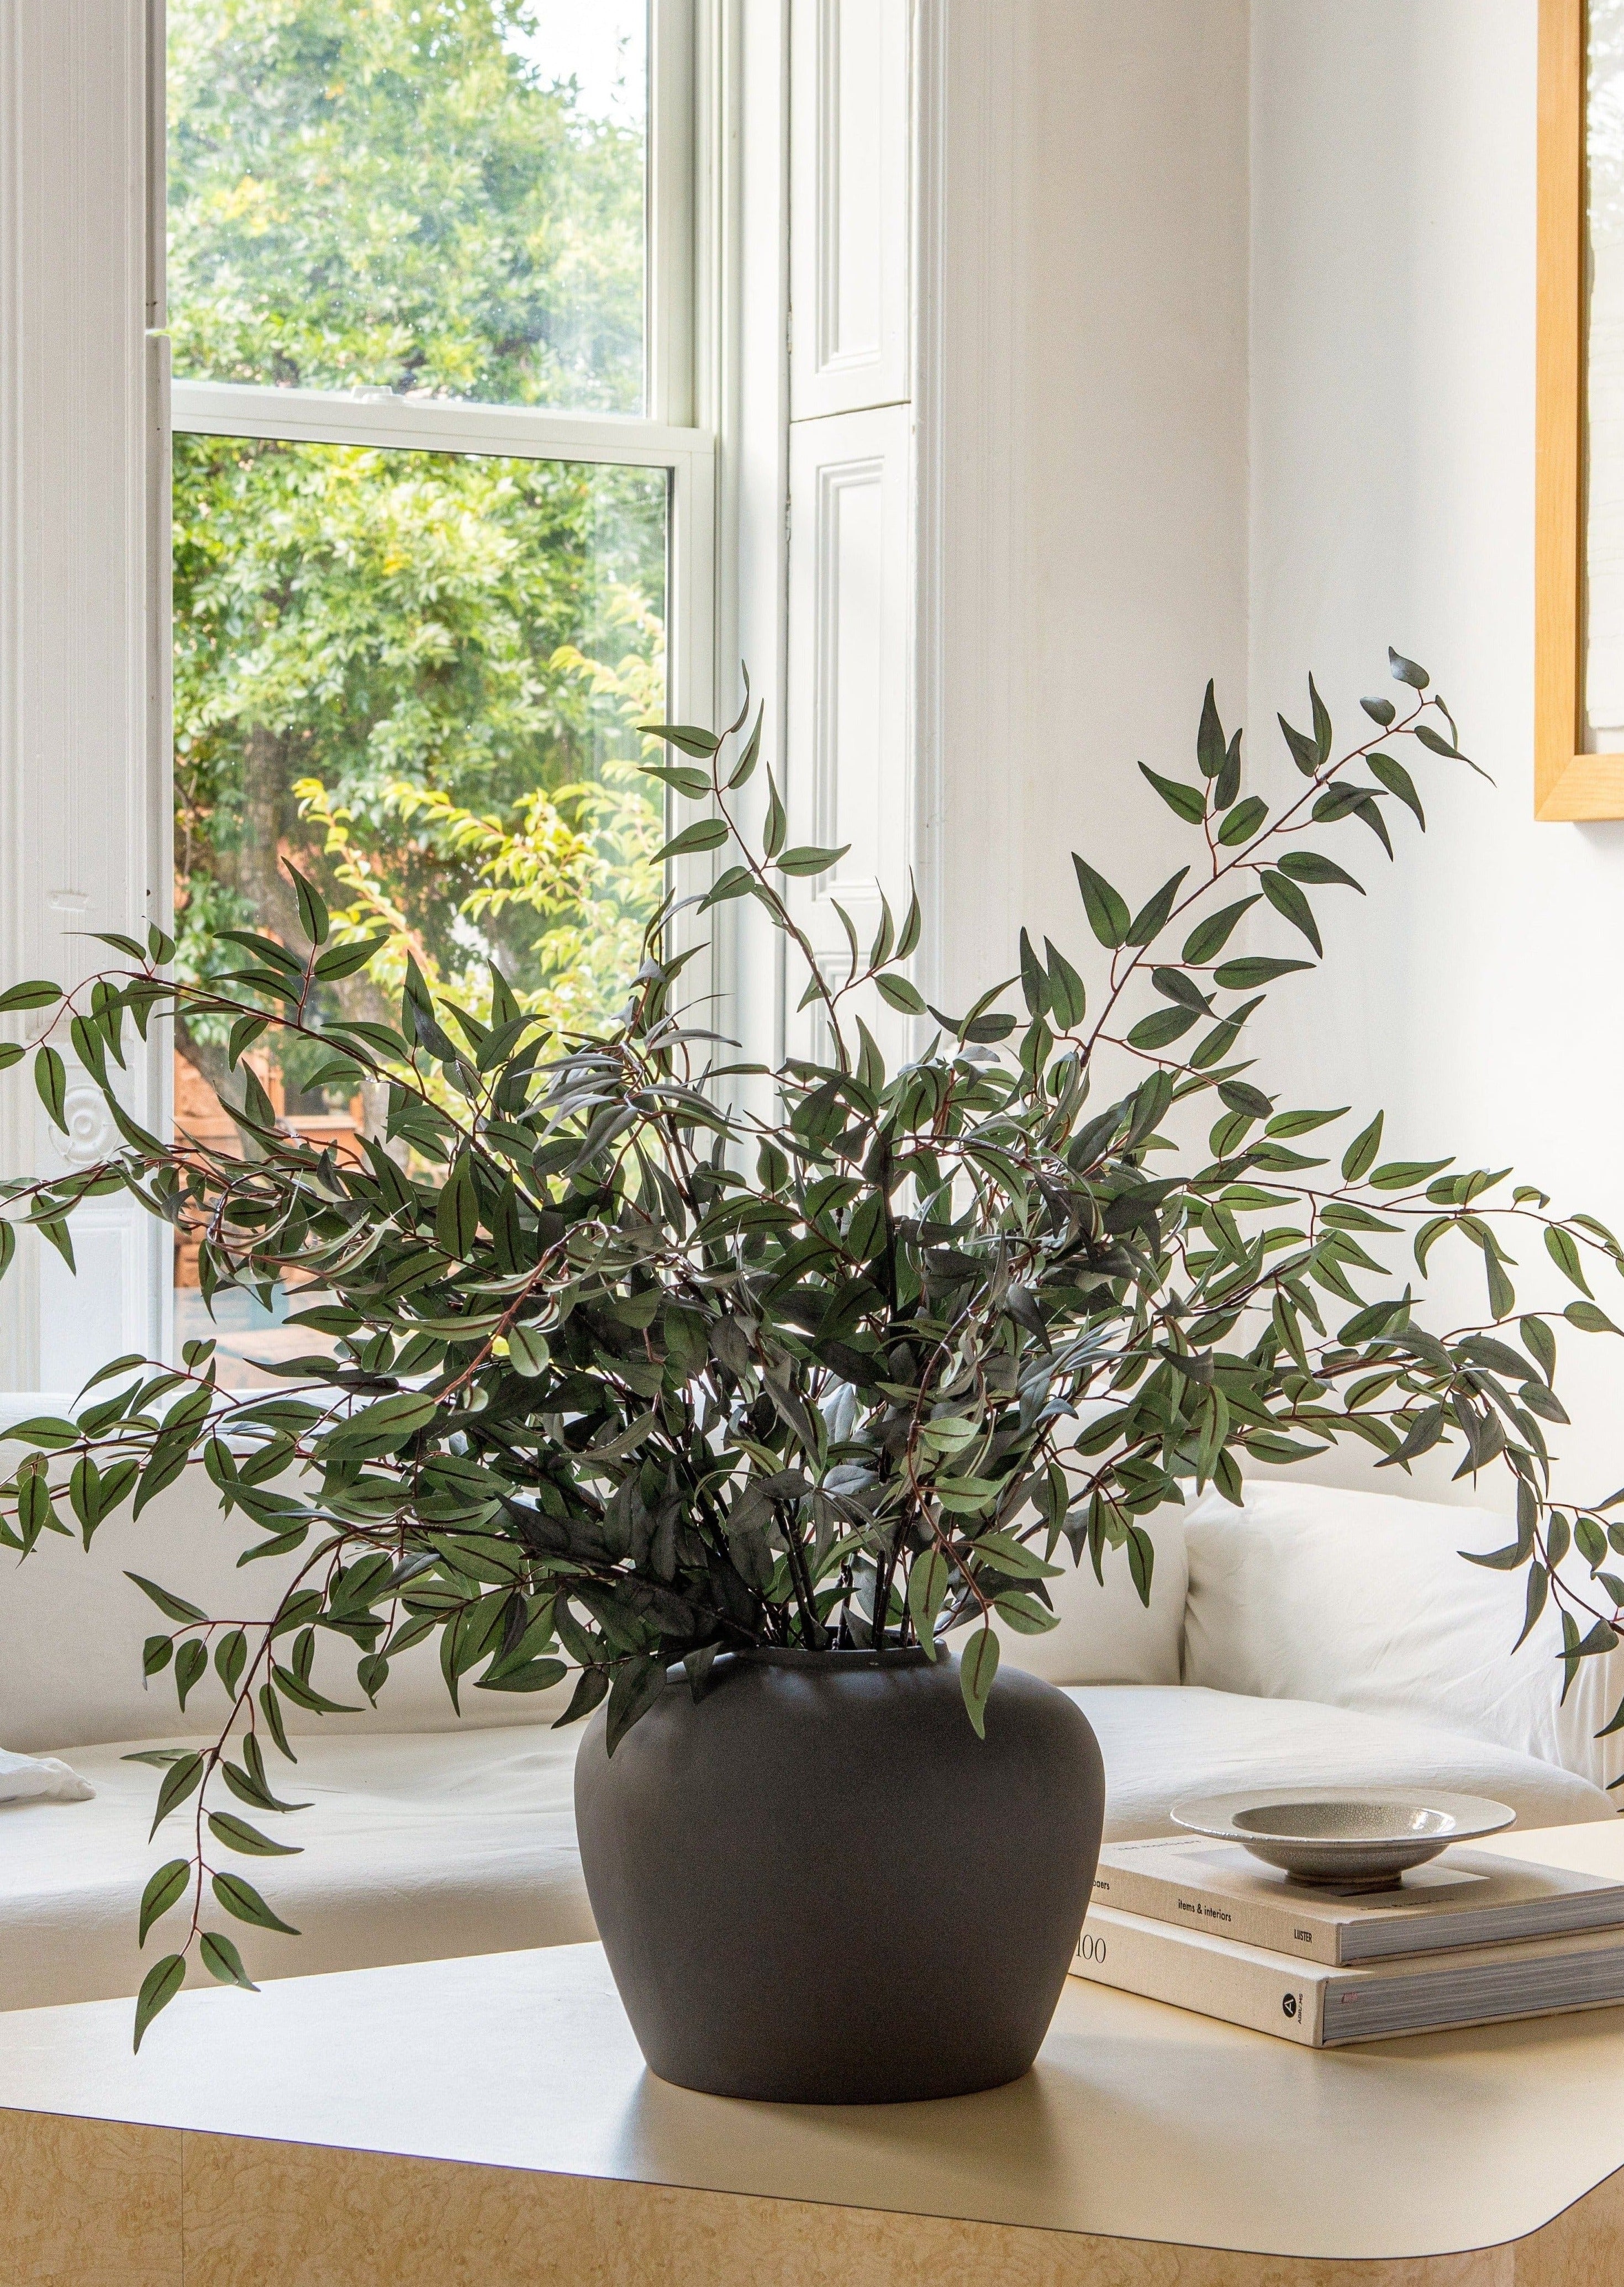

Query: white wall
924;1;1252;1017
920;0;1624;1515
1248;0;1624;1510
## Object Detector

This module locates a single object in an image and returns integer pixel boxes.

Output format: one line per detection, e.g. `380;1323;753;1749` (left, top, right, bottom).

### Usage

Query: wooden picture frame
1537;0;1624;814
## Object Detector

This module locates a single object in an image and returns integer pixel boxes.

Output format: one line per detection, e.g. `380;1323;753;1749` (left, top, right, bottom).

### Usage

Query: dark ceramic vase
573;1645;1105;2104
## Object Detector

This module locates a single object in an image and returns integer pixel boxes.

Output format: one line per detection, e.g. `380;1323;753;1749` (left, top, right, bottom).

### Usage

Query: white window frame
0;0;725;1406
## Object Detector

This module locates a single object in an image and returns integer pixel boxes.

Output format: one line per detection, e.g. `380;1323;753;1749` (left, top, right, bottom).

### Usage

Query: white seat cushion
0;1724;594;2012
1183;1479;1624;1791
7;1680;1609;2015
1073;1684;1617;1843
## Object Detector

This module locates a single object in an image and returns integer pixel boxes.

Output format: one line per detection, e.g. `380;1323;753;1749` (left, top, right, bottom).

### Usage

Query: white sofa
0;1474;1615;2013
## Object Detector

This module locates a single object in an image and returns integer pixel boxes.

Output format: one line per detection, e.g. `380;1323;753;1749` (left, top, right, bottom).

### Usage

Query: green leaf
605;1656;666;1754
1182;898;1258;965
1369;1157;1452;1191
0;979;61;1012
214;1629;247;1697
286;863;330;946
1513;1562;1549;1651
1278;713;1320;774
1126;1005;1198;1051
908;1547;951;1657
329;1389;440;1454
761;768;788;861
1361;697;1396;727
1126;1524;1154;1608
776;844;850;877
1072;855;1131;947
1309;674;1334;766
1546;1225;1594;1297
150;1752;204;1838
653;816;729;863
1126;868;1189;948
1216;795;1268;846
1196;680;1226;777
138;1859;190;1948
1565;1300;1621;1335
1267;1105;1349;1137
1368;752;1425;828
1521;1315;1558;1382
1044;941;1086;1028
206;1810;303;1858
876;972;926;1015
174;1638;208;1712
1259;870;1322;955
199;1931;258;1990
1277;850;1363;893
1413;723;1463;758
640;761;712;799
1389;647;1429;690
639;721;720;757
1212;956;1312;990
126;1572;207;1625
959;1626;1000;1738
133;1953;187;2051
968;1527;1062;1580
727;706;764;788
1138;763;1206;823
212;1870;299;1935
507;1322;550;1377
1341;1111;1384;1181
993;1589;1061;1633
33;1045;67;1131
312;934;389;982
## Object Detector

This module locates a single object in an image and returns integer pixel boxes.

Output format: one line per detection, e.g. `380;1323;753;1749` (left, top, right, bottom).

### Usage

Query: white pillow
1183;1478;1624;1794
0;1745;92;1804
959;1505;1188;1686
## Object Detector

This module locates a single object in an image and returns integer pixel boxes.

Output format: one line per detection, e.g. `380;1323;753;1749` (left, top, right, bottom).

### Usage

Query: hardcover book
1073;1904;1624;2047
1085;1835;1624;1965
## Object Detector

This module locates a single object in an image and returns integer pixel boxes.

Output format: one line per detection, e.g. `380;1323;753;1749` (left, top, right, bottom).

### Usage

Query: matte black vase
573;1646;1105;2103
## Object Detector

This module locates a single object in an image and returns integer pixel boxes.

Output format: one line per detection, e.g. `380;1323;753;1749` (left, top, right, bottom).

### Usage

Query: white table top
3;1817;1624;2264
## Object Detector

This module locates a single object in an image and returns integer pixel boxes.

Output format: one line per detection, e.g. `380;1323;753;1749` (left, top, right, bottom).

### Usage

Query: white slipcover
0;1684;1606;2015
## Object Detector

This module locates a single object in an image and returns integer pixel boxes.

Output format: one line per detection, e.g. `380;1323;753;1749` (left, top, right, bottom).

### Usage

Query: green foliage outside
168;0;663;1106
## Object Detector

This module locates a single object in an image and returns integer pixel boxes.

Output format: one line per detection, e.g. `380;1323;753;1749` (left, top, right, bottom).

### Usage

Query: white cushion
969;1506;1188;1686
1073;1684;1616;1843
1183;1479;1624;1794
0;1724;593;2011
0;1746;91;1805
0;1470;566;1751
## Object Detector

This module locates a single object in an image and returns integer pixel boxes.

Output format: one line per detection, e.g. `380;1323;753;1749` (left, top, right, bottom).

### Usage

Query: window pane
167;0;648;413
172;437;667;1382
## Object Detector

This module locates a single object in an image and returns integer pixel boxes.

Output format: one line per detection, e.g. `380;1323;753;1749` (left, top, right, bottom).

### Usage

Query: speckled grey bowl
1169;1787;1516;1891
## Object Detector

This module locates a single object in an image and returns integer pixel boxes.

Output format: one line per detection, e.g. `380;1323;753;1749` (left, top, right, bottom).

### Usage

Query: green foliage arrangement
3;650;1623;2051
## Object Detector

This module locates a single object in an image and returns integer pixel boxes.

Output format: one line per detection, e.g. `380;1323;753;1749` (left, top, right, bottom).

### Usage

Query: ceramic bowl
1169;1786;1517;1890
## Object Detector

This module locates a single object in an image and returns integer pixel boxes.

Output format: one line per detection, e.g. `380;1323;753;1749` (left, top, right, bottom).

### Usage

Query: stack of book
1071;1833;1624;2047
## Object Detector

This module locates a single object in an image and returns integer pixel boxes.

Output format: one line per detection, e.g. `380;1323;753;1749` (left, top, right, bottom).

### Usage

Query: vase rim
726;1643;933;1671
